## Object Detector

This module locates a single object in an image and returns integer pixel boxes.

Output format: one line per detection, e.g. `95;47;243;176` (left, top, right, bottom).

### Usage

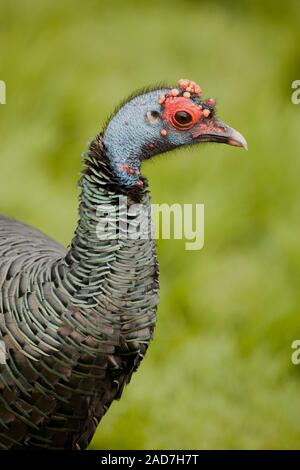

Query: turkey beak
192;118;248;150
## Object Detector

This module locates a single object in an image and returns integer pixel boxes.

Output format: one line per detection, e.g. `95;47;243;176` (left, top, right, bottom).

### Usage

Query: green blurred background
1;0;300;449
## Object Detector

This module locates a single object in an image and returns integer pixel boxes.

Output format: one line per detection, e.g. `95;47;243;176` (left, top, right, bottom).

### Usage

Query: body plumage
0;79;246;449
0;136;158;449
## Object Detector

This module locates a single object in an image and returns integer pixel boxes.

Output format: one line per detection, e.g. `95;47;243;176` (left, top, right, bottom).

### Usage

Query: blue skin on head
103;86;247;186
103;89;199;186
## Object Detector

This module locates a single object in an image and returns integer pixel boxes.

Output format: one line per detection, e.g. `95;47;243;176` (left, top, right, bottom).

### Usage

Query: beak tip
227;129;248;151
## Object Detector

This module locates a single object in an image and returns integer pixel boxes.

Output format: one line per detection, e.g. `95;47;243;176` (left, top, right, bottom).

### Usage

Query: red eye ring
162;97;202;131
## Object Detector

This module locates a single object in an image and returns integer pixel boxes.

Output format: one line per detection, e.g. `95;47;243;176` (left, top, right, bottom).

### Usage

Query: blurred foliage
0;0;300;449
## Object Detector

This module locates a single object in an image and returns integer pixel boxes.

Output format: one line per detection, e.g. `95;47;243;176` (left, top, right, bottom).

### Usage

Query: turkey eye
174;111;193;126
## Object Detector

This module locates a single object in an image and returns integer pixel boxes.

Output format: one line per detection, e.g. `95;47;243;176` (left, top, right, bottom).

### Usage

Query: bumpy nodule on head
103;79;247;187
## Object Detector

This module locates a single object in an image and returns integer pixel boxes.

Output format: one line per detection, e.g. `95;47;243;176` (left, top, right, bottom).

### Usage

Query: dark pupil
175;111;192;125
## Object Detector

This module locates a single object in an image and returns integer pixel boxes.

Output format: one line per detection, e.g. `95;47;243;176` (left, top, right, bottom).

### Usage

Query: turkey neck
58;134;159;338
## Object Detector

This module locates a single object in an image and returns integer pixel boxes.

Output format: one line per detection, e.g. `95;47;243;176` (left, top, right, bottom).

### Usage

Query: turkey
0;79;247;449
